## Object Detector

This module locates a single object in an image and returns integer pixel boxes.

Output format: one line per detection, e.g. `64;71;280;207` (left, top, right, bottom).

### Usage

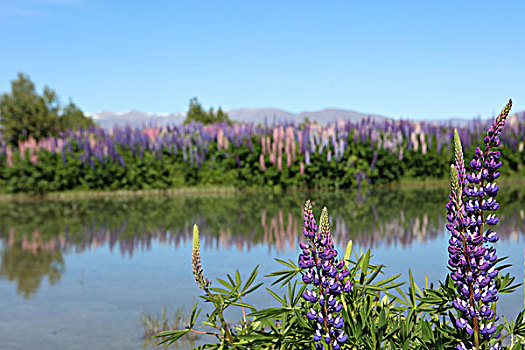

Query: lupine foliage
2;110;525;193
156;101;525;349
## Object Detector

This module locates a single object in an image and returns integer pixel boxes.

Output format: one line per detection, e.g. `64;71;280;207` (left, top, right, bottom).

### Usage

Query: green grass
1;174;524;202
141;306;200;349
0;185;241;201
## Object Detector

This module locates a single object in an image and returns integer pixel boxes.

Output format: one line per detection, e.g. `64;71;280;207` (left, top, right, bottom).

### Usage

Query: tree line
0;73;94;146
0;73;232;146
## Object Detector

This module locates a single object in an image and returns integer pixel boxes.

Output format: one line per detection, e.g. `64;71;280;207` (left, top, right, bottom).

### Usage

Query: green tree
183;97;232;125
214;106;230;124
59;100;94;130
0;73;94;145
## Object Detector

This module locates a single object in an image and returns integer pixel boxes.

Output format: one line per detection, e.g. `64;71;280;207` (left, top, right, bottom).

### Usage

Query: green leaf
344;240;353;265
155;329;190;344
265;288;285;304
242;282;264;296
241;266;260;294
216;278;233;290
359;250;371;285
235;270;241;287
408;269;417;308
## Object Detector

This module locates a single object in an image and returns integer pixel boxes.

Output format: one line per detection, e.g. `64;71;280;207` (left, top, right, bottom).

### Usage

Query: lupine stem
239;296;247;324
202;287;236;347
190;329;224;337
217;310;236;347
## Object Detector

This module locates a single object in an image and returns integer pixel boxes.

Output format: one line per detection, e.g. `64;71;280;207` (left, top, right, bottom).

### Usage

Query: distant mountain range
88;108;525;129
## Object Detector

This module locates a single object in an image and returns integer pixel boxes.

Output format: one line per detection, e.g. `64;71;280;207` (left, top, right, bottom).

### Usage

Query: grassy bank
2;175;525;202
0;185;240;202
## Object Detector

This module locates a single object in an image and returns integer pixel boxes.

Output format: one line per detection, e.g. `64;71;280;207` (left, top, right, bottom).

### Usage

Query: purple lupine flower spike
299;202;351;349
447;100;512;350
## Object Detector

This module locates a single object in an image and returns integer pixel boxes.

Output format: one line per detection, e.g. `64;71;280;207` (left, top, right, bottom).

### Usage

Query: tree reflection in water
0;229;65;298
0;187;523;297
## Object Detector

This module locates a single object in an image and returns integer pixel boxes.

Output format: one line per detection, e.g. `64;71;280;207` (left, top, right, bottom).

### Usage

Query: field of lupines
1;112;525;193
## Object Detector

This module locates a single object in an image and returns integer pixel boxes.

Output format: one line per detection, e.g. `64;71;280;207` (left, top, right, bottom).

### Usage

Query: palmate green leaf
249;307;289;320
224;280;240;299
408;269;417;308
340;289;349;314
256;317;280;334
355;283;404;294
235;270;241;287
242;282;264;296
359;250;371;284
286;281;298;306
517;310;525;326
280;319;296;336
420;320;434;342
200;293;227;305
155;302;203;346
265;288;285;304
365;263;384;284
507;310;525;338
393;286;412;307
204;300;223;323
189;302;202;326
241;266;260;294
216;277;233;290
493;255;510;267
497;263;514;272
369;273;403;288
273;258;299;270
266;259;300;287
199;294;216;303
219;267;263;299
155;329;190;345
292;283;307;306
497;272;521;294
348;252;364;278
267;270;298;287
226;273;236;290
344;240;353;266
226;301;255;309
209;287;231;294
292;307;310;328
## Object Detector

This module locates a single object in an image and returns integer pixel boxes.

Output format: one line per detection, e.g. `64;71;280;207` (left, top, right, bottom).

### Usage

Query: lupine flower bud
192;224;211;289
454;129;467;185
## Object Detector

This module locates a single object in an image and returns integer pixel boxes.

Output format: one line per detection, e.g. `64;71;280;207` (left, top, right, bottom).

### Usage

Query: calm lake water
0;187;524;349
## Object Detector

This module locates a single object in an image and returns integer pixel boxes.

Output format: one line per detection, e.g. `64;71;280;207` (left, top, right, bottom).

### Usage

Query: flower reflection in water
0;188;524;298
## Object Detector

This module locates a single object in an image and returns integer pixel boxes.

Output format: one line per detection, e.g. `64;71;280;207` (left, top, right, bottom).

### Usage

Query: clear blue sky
1;0;524;119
